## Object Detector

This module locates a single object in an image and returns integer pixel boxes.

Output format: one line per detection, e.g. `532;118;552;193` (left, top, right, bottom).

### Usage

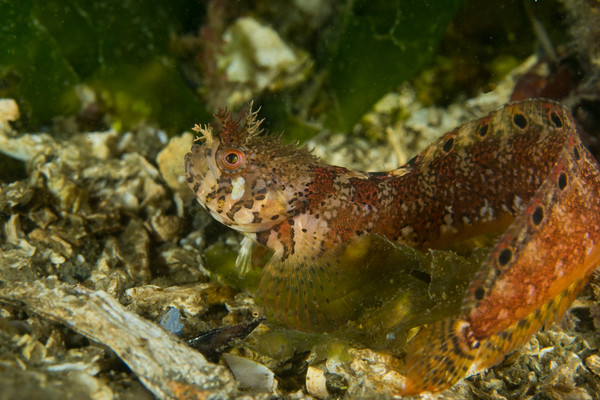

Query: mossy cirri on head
184;107;318;234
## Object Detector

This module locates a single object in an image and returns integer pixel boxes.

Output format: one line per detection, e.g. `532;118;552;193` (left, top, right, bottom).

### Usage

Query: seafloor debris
0;99;19;128
209;15;312;109
0;100;257;399
0;276;237;400
222;353;277;392
187;315;265;361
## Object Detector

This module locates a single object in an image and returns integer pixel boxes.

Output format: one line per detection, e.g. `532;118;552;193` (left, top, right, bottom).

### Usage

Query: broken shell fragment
222;353;277;392
305;366;329;399
0;98;20;123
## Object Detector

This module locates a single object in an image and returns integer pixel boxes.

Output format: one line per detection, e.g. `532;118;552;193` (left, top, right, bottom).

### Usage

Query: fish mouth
184;146;209;198
185;144;222;210
184;151;202;186
184;144;200;175
185;145;210;179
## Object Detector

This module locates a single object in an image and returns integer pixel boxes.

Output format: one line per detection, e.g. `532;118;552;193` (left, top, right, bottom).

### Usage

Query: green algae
0;0;80;126
0;0;570;141
0;0;464;135
204;242;263;290
322;0;464;132
0;0;209;132
330;237;487;349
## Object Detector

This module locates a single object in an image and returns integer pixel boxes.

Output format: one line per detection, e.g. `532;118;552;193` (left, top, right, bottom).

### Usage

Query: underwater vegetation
0;0;210;132
0;0;571;138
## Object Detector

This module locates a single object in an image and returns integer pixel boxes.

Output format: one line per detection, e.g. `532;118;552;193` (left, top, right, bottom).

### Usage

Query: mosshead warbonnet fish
185;100;600;394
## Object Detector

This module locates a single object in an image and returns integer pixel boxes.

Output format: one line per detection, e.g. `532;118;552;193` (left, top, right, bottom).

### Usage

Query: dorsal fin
400;100;600;394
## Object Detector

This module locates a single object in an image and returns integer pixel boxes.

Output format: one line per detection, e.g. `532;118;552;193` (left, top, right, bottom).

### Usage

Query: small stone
222;353;277;392
50;252;66;265
306;366;329;399
0;99;20;123
149;214;184;242
585;354;600;376
156;132;194;201
159;307;184;336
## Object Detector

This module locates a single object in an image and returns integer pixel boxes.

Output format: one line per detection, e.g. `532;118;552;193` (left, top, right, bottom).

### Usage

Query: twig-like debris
0;277;238;400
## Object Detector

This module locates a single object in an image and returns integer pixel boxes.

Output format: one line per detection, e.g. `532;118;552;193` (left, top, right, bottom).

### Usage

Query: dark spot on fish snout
473;287;485;300
478;123;489;137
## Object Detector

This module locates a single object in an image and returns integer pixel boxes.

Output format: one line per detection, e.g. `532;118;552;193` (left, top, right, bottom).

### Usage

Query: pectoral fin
257;235;427;332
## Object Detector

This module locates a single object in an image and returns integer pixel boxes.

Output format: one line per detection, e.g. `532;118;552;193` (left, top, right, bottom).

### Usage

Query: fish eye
218;147;246;171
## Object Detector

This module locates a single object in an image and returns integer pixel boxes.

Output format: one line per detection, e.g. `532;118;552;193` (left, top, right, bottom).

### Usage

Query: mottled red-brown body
185;100;600;395
400;101;600;395
468;137;599;337
250;103;564;259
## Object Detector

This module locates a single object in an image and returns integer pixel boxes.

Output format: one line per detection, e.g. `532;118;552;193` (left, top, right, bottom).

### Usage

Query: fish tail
473;276;588;372
400;316;478;395
400;277;588;395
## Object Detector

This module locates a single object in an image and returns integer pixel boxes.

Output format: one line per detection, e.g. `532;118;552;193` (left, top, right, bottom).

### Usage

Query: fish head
184;106;316;233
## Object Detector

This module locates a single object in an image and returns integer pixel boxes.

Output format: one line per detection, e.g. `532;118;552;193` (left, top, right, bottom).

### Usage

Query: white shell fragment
0;98;20;123
156;131;195;201
217;16;311;107
223;353;277;392
305;366;329;399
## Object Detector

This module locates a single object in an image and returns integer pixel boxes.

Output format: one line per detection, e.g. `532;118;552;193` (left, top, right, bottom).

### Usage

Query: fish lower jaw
208;211;281;234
